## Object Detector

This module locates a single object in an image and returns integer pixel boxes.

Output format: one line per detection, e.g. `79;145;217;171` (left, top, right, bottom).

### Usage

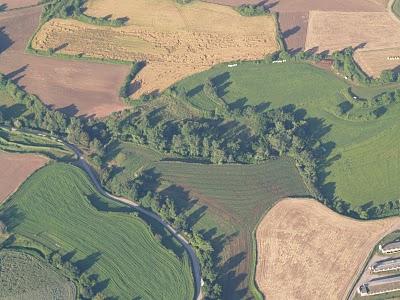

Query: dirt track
255;198;400;300
0;6;129;117
0;151;48;203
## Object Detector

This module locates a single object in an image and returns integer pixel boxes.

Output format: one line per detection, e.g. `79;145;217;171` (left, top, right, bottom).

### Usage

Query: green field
0;163;194;300
106;142;310;299
393;0;400;18
0;250;76;300
0;127;73;160
175;61;400;208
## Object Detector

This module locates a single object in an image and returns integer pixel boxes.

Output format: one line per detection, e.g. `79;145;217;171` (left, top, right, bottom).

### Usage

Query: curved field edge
0;162;195;300
105;141;311;299
255;198;400;300
0;249;76;300
173;60;400;210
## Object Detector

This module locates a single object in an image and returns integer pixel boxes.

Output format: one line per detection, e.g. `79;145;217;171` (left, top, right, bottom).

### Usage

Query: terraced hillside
0;163;195;300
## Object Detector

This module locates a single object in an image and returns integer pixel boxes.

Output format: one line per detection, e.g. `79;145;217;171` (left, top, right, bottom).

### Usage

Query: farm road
64;142;203;300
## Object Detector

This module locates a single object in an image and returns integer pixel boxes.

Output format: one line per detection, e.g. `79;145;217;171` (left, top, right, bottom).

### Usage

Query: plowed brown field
32;0;278;98
0;6;129;117
0;152;48;203
255;198;400;300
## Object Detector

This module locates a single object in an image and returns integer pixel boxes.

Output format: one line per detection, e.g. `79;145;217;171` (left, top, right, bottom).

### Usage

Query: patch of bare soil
0;6;129;117
35;0;278;98
1;0;38;10
0;152;48;203
256;198;400;300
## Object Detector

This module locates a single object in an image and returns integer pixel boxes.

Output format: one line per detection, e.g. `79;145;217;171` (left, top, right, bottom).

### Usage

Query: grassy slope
393;0;400;18
0;250;75;300
0;163;194;300
0;128;74;160
175;61;400;207
107;142;310;299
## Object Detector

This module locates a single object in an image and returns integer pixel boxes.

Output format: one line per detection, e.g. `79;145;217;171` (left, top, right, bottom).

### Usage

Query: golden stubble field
31;0;278;98
305;10;400;77
255;198;400;300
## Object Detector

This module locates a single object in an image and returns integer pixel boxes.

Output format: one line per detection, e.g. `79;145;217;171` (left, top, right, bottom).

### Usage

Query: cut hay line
31;0;278;98
256;198;400;300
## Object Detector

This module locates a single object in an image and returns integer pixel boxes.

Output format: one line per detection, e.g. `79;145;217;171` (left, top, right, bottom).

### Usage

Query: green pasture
106;142;310;299
0;163;194;300
175;61;400;207
0;250;75;300
0;127;73;160
393;0;400;18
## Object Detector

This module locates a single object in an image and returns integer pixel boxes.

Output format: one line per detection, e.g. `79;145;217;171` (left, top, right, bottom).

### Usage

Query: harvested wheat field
256;198;400;300
0;6;129;117
305;10;400;76
0;152;48;203
354;47;400;77
32;0;278;97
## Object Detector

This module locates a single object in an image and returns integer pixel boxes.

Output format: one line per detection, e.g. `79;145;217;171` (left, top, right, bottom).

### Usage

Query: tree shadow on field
0;26;13;54
0;4;7;12
211;72;231;98
88;274;111;295
62;249;77;263
5;65;28;81
282;26;300;39
57;104;79;116
87;194;133;213
0;205;25;231
74;252;102;275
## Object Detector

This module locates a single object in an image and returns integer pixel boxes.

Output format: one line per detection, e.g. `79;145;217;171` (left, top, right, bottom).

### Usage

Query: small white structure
272;60;286;64
227;64;237;68
380;242;400;254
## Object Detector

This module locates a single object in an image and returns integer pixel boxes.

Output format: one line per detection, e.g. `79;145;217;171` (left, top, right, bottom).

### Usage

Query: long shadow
282;26;300;39
0;205;25;231
57;104;79;116
74;251;102;275
87;194;133;213
0;26;13;54
5;65;28;81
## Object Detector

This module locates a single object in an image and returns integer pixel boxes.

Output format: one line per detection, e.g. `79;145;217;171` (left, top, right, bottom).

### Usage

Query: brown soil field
1;0;38;10
0;152;48;203
305;10;400;76
0;6;129;117
255;198;400;300
32;0;278;98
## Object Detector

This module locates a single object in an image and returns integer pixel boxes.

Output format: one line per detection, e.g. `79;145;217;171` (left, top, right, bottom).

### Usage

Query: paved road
63;142;203;300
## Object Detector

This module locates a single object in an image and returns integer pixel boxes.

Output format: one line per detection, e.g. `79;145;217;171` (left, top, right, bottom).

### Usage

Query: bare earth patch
32;0;278;97
0;0;38;10
0;152;48;203
305;10;400;76
256;198;400;300
0;6;129;117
